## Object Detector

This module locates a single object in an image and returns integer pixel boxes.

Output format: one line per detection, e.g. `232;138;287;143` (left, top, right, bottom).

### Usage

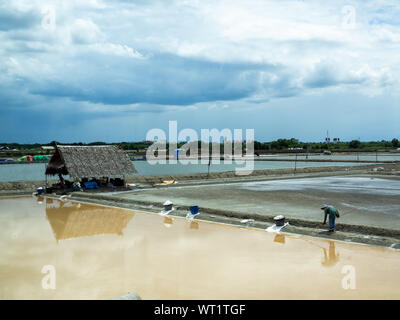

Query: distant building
41;146;55;151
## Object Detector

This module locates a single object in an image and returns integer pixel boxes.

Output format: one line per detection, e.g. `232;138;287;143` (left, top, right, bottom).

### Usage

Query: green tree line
1;138;399;153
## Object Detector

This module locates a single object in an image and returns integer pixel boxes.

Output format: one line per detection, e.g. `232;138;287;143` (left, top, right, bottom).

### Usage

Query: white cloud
1;0;400;112
90;43;144;58
70;19;103;44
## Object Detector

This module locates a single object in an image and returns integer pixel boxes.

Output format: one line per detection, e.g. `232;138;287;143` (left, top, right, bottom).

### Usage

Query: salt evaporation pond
0;160;375;182
0;197;399;299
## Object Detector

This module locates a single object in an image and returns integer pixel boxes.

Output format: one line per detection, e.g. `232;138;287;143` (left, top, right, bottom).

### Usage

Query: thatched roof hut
45;145;137;179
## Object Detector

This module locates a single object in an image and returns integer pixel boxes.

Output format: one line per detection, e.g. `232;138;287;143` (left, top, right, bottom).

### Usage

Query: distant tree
49;141;59;147
254;141;262;150
89;141;107;146
288;138;299;147
270;141;280;150
392;138;399;147
276;139;289;149
349;140;361;149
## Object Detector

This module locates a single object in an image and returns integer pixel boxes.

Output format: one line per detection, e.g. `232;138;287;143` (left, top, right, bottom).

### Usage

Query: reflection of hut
45;145;137;182
46;199;134;241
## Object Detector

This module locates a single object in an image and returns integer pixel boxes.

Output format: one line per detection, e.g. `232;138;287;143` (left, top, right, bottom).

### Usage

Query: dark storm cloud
27;53;283;106
0;5;41;31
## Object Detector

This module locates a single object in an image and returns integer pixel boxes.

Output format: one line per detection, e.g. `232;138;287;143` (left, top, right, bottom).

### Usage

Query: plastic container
274;215;285;227
189;206;199;215
163;200;173;212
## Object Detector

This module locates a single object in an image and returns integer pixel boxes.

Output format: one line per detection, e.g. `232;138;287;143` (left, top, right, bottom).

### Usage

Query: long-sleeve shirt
323;206;339;223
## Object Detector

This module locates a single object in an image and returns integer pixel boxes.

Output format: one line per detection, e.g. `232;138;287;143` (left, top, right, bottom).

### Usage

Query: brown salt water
0;196;399;300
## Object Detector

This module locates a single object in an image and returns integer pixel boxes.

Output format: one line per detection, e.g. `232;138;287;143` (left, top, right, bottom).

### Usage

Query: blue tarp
83;181;99;189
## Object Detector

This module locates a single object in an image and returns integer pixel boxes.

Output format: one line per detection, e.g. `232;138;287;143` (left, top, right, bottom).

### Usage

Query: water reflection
273;234;285;244
2;196;399;300
45;198;134;241
163;217;173;228
190;221;199;230
321;241;340;267
36;196;44;204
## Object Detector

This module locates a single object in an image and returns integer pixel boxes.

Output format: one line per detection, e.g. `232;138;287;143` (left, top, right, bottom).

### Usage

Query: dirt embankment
1;163;399;195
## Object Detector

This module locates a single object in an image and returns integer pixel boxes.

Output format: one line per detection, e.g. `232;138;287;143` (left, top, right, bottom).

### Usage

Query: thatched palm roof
45;145;137;179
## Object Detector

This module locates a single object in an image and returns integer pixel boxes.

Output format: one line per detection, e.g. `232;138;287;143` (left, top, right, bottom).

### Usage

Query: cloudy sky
1;0;399;143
